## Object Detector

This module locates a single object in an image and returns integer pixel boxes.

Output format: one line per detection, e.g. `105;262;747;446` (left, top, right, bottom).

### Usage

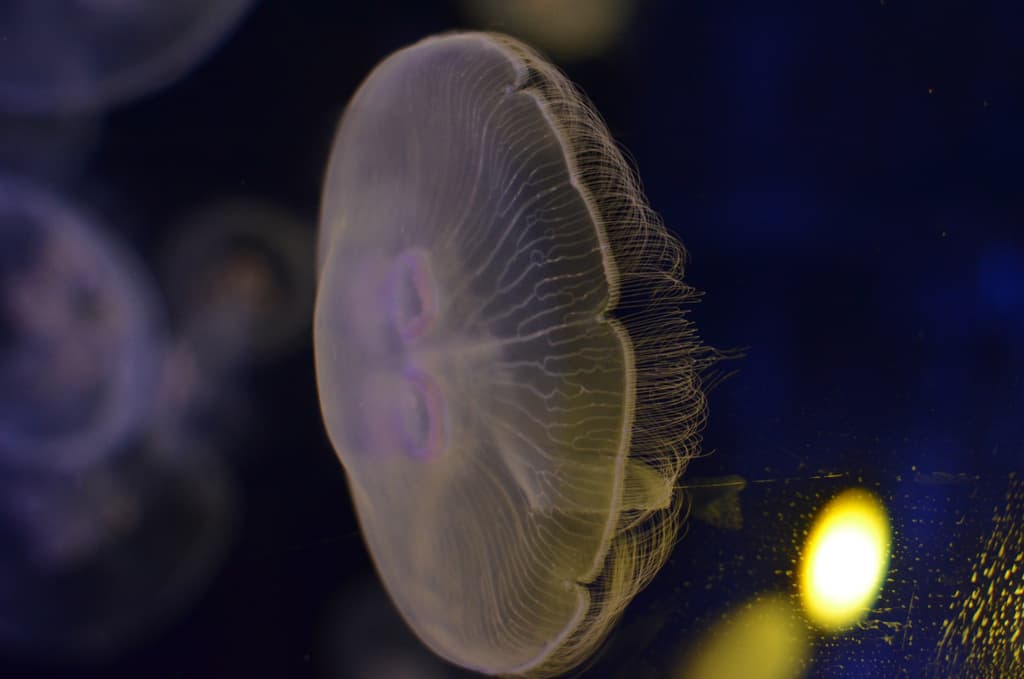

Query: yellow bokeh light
676;593;808;679
799;488;891;630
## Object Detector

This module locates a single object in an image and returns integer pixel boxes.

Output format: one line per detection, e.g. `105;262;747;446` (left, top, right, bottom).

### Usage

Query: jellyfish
0;0;254;115
0;177;162;472
161;197;316;373
314;33;715;677
0;444;236;659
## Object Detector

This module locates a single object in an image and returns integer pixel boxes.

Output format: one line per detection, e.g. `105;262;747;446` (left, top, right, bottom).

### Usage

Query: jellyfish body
162;197;316;372
0;0;253;114
315;33;711;677
0;178;162;472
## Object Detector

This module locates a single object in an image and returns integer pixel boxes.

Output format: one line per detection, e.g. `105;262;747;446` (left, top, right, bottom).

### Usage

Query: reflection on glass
684;475;747;531
646;468;1024;676
0;177;162;472
0;0;254;114
799;488;891;631
932;475;1023;677
315;32;717;677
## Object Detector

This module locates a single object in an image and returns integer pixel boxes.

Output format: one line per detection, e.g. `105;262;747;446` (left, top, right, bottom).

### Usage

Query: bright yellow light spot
799;488;891;630
676;594;808;679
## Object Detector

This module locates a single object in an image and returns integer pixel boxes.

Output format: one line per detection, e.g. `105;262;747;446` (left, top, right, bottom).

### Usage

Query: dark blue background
2;1;1021;677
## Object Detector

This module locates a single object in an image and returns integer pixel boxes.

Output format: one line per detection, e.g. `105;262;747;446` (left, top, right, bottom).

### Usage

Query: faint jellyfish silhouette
0;177;163;472
0;0;254;115
161;197;315;375
0;443;237;660
148;332;241;453
315;33;717;677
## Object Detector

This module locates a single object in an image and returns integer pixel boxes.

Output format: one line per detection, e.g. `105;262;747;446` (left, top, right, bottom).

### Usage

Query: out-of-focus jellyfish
162;197;315;374
0;0;254;115
315;33;716;677
148;333;242;453
460;0;636;61
0;444;236;659
0;177;162;472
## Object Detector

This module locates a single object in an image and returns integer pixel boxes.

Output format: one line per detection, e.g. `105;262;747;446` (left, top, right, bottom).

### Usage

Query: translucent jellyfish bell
0;178;162;472
0;0;254;114
315;33;714;677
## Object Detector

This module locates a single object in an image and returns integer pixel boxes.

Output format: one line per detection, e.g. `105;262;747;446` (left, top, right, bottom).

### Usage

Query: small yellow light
799;488;891;630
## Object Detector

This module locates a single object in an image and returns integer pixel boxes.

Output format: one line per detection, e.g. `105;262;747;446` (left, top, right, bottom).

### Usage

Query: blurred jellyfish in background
154;197;315;458
0;443;237;660
458;0;636;61
161;197;315;377
315;32;720;677
0;174;238;665
0;176;163;472
0;0;255;115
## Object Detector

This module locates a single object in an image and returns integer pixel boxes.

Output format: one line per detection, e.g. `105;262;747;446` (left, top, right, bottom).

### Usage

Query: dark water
0;1;1021;678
